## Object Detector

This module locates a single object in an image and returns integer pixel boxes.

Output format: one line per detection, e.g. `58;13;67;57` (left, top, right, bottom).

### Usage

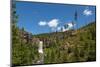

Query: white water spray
37;41;44;64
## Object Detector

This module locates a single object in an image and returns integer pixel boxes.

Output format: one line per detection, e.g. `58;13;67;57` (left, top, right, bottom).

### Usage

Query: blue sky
16;1;96;35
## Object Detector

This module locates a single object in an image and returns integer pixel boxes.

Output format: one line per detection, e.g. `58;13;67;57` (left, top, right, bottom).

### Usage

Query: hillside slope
12;22;96;66
34;22;96;63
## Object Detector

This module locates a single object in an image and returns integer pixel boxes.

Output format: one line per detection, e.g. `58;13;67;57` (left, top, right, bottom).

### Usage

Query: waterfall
38;41;43;54
37;41;44;64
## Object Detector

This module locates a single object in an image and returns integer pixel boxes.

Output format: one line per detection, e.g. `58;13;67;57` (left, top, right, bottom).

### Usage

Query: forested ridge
12;21;96;66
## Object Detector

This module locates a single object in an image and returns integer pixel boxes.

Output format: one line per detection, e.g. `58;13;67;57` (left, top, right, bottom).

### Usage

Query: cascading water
37;41;44;64
38;41;43;54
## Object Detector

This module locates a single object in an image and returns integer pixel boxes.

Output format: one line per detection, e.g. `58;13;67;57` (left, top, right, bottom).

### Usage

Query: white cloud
47;19;59;28
57;26;61;31
38;19;59;31
83;9;92;16
38;21;47;26
67;23;74;28
60;22;75;32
